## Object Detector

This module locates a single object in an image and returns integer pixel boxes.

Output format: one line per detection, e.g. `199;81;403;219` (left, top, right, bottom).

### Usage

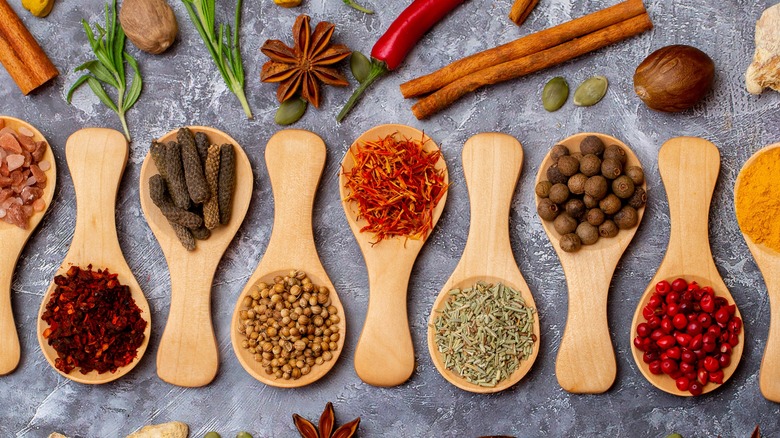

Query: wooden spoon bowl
0;116;57;375
231;129;345;388
36;128;150;384
630;137;743;396
428;133;539;393
534;132;646;393
734;142;780;402
340;124;448;387
139;126;253;387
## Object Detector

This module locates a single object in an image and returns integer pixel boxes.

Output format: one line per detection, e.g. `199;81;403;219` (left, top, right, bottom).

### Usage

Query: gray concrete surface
1;0;779;436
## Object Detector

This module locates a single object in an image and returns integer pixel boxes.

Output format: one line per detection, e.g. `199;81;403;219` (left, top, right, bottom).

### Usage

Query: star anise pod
261;15;351;108
293;402;360;438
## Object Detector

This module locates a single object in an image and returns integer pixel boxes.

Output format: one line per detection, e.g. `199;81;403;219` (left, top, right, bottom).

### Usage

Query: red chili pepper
337;0;467;122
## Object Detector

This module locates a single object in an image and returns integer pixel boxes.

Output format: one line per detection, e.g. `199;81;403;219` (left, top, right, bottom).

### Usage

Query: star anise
293;402;360;438
261;15;351;108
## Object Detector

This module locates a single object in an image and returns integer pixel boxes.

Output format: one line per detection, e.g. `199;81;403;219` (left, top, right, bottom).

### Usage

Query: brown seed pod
634;45;715;112
546;164;568;185
203;144;221;230
537;198;559;221
603;144;627;165
560;233;582;252
553;213;578;235
599;220;619;237
195;132;210;166
584;175;608;200
535;180;553;198
178;128;210;204
150;141;169;180
557;155;580;177
191;226;211;240
580;135;605;156
628;187;647;209
614;205;639;229
583;194;599;209
171;222;196;251
579;154;602;177
576;222;599;245
163;141;191;209
568;173;588;195
625;166;645;185
599;194;622;215
612;175;635;199
550;144;569;162
601;158;623;179
149;174;204;229
218;143;236;225
548;183;570;204
586;208;605;226
565;198;586;219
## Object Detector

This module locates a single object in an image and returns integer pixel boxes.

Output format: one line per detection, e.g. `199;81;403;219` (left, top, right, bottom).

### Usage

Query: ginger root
125;421;189;438
746;3;780;94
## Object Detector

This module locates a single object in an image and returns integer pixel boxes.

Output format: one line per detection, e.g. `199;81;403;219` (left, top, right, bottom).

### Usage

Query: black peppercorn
560;233;582;252
614;206;639;229
580;135;605;156
584;175;608;200
612;175;636;199
568;173;588;195
579;154;602;177
553;213;578;235
535;180;553;198
601;158;623;179
603;144;627;165
586;208;605;226
628;187;647;209
599;220;619;237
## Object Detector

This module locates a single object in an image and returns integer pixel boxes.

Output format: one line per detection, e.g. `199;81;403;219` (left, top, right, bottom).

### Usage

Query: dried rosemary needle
432;281;537;387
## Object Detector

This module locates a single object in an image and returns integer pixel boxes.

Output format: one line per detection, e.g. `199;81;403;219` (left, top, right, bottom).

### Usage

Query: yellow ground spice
736;147;780;252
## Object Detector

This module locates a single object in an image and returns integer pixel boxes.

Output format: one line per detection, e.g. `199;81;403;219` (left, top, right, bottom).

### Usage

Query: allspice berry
565;198;586;219
558;155;581;177
583;194;599;209
580;135;605;156
580;154;602;177
614;206;639;229
601;158;623;179
553;213;578;235
625;166;645;185
612;175;636;199
568;173;588;195
537;198;559;221
536;180;553;198
548;183;570;204
547;164;568;185
576;222;599;245
584;175;608;200
586;208;605;226
599;194;622;215
560;233;582;252
628;187;647;209
599;220;619;237
603;144;627;164
550;144;569;163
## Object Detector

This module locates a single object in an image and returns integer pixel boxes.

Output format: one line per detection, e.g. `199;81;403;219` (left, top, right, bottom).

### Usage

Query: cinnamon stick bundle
410;13;653;119
0;0;58;94
509;0;539;26
400;0;647;99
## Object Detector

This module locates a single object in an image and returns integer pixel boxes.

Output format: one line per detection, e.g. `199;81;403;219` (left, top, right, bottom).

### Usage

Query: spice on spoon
735;147;780;252
432;281;536;387
341;133;448;244
0;120;50;229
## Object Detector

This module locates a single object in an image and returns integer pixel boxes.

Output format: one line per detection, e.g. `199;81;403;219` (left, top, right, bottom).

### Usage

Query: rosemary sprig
66;0;142;142
182;0;252;119
343;0;374;14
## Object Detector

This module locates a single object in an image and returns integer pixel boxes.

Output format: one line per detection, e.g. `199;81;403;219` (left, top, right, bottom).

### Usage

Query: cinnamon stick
400;0;646;98
0;0;58;95
509;0;539;26
410;13;653;120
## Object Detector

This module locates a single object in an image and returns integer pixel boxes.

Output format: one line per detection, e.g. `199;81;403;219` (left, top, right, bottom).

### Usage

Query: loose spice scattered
432;281;536;387
41;265;147;374
293;402;360;438
341;133;448;244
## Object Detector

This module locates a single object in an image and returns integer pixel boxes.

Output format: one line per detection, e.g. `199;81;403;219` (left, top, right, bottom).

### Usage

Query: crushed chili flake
41;265;147;375
342;133;448;244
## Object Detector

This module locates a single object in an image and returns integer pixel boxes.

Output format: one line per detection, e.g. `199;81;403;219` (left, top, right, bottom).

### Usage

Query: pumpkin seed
542;76;569;111
573;75;608;106
275;98;307;125
350;51;371;83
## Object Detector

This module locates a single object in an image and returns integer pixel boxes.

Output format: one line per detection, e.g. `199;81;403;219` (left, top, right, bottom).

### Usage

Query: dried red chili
342;133;448;243
41;265;147;375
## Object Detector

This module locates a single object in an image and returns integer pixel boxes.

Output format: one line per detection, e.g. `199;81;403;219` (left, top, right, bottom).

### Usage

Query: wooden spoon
36;128;150;384
139;126;253;387
340;124;448;387
535;132;646;393
734;142;780;402
427;133;539;393
0;116;56;375
630;137;743;396
230;129;345;388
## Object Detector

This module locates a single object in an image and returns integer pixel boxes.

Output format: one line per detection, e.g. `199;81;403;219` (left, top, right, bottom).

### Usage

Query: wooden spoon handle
657;137;720;276
0;248;21;375
355;260;416;386
459;133;523;274
261;130;326;267
156;258;220;387
65;128;129;262
556;256;616;393
754;255;780;402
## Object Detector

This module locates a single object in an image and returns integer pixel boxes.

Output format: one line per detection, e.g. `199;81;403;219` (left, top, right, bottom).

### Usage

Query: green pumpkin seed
275;98;307;125
204;433;221;438
350;51;371;83
573;75;608;107
542;76;569;111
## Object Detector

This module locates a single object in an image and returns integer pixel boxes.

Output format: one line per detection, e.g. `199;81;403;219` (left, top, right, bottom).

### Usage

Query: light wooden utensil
631;137;743;396
36;128;150;384
0;116;56;375
535;132;646;393
427;133;539;393
139;126;253;387
231;129;344;388
734;142;780;402
340;124;449;387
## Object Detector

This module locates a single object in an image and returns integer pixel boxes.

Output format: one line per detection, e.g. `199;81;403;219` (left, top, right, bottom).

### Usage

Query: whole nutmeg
633;45;715;112
120;0;178;54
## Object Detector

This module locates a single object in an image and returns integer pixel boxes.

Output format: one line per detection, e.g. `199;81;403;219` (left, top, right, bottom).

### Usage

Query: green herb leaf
75;60;118;88
123;53;142;111
66;74;92;103
86;77;118;112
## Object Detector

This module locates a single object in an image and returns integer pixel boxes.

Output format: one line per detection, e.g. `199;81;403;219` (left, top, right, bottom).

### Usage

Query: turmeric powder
736;146;780;252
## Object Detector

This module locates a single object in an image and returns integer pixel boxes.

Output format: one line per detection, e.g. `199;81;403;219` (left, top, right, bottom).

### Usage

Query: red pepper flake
342;133;448;244
41;265;147;375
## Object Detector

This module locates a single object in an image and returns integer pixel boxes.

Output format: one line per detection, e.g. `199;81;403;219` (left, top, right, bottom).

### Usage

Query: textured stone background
1;0;779;436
